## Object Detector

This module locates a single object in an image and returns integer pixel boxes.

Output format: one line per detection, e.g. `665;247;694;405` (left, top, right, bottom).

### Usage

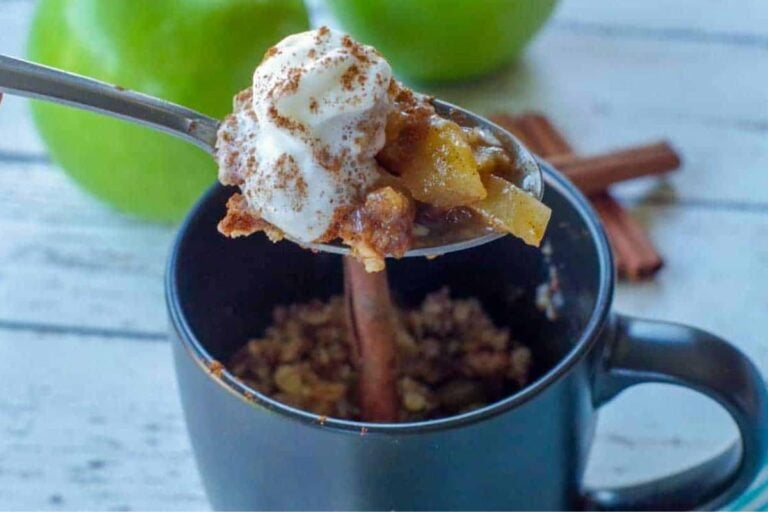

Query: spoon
0;54;543;258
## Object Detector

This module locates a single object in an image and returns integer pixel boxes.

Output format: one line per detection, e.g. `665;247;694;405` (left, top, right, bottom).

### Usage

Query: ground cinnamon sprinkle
341;34;373;65
275;68;303;96
340;64;361;90
233;88;253;108
316;26;330;40
263;46;280;61
228;288;532;422
312;145;344;174
267;105;306;135
272;154;308;212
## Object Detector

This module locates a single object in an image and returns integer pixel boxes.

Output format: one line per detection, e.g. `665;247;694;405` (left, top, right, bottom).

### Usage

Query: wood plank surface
2;164;767;350
0;330;207;510
0;162;173;336
554;0;768;38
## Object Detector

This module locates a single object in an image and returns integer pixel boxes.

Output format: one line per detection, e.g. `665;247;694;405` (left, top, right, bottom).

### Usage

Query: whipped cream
217;27;394;242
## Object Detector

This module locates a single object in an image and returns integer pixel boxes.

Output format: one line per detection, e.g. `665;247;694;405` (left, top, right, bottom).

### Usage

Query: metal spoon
0;54;543;258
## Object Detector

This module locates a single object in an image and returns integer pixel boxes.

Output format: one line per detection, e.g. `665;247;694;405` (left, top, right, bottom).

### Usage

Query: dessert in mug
216;27;551;271
216;28;548;422
229;288;532;422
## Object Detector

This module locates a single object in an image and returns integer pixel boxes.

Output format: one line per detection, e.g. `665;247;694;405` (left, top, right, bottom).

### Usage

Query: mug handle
584;314;768;510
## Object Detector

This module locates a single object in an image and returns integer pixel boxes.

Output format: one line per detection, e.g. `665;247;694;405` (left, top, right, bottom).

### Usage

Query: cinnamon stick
492;111;665;280
493;113;574;156
548;141;680;196
492;113;680;195
343;257;399;422
591;194;663;280
490;113;544;154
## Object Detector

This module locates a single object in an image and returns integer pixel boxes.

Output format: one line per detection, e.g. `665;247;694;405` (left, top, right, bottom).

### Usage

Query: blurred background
0;0;766;509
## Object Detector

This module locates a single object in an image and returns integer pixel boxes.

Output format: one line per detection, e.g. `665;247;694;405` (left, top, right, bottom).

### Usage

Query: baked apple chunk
471;175;551;247
381;117;486;208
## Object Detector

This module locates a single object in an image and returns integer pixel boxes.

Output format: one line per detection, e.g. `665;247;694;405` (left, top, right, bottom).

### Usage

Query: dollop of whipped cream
217;27;394;242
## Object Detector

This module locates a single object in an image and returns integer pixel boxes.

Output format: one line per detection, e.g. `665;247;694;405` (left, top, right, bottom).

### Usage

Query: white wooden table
1;0;767;509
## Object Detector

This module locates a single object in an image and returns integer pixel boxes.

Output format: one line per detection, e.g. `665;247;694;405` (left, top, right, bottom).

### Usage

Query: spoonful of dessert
0;27;549;272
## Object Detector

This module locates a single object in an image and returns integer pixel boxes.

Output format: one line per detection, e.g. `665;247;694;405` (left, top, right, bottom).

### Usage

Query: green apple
28;0;308;222
325;0;558;83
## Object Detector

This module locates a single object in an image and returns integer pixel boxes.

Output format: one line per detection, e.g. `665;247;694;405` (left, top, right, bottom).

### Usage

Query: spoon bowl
0;54;543;258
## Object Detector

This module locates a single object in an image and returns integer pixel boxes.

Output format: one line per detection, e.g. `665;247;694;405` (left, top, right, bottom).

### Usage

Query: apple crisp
228;288;532;421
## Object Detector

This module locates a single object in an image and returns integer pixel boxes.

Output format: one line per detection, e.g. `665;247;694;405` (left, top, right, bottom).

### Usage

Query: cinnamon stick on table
548;141;680;196
494;113;572;157
491;112;666;280
590;193;664;280
344;257;399;422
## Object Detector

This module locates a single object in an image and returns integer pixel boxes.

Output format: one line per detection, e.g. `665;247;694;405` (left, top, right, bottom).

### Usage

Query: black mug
167;163;768;510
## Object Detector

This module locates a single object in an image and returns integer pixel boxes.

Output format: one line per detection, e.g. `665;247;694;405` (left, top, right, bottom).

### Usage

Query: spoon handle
0;54;219;153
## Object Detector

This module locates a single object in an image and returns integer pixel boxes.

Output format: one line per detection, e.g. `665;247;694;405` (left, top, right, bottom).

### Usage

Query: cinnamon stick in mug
344;257;399;422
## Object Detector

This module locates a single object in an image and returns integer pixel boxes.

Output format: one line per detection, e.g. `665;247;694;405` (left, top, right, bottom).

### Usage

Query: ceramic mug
167;164;768;510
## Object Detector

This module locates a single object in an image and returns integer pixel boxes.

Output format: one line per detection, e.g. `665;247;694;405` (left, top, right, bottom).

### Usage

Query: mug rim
166;163;614;434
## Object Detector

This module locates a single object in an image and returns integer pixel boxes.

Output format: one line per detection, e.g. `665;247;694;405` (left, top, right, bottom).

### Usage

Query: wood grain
0;330;208;510
554;0;768;39
0;163;173;335
428;29;768;126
